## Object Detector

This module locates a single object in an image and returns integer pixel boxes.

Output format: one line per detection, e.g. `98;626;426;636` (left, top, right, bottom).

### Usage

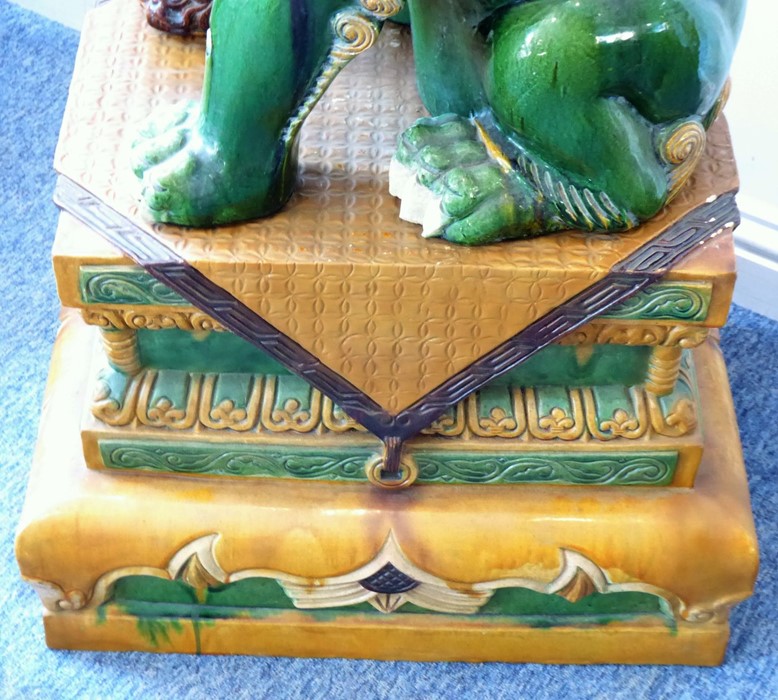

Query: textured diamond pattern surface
54;0;739;412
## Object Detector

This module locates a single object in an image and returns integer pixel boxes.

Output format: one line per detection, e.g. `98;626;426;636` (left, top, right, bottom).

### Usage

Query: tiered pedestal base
16;315;758;664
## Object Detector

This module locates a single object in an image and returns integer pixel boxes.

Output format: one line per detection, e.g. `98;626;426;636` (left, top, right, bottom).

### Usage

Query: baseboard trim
733;199;778;321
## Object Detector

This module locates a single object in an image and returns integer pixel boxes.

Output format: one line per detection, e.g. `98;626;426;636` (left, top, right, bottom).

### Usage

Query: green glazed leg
405;0;492;116
133;0;744;240
397;0;745;244
132;0;373;226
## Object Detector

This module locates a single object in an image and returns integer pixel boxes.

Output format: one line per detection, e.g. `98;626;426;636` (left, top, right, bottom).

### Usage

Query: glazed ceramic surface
130;0;744;245
14;0;757;665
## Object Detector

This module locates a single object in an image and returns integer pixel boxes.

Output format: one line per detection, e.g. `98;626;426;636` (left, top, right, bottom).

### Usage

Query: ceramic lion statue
133;0;745;245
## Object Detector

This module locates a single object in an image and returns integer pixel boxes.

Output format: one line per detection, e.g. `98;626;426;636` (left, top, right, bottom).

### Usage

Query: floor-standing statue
16;0;758;662
133;0;745;244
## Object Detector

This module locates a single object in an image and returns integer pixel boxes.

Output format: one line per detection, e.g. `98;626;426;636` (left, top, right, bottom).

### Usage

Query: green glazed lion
133;0;745;245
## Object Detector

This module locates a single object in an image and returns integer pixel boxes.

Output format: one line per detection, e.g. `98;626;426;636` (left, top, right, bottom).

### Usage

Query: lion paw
131;101;218;225
131;101;292;227
389;114;556;245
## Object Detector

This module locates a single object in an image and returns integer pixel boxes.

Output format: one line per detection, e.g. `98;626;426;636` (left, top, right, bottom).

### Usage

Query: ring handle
365;455;418;489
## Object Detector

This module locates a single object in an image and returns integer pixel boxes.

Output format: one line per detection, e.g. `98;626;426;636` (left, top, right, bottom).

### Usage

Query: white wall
726;2;778;319
12;0;778;318
10;0;93;29
729;3;778;218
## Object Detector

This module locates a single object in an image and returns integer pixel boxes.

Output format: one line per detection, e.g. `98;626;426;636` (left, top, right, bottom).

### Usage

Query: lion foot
131;102;292;227
389;114;560;245
132;101;222;225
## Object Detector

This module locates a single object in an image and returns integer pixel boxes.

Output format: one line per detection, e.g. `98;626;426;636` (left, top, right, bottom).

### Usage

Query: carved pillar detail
100;328;142;376
645;346;684;397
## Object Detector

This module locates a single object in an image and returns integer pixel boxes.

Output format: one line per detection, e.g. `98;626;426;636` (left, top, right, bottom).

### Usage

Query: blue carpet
1;1;776;697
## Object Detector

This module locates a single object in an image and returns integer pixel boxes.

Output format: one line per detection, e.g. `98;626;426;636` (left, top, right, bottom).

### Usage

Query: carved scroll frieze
99;438;678;485
602;281;712;322
101;441;373;481
526;388;586;441
93;373;144;426
413;452;676;486
199;375;263;432
136;371;202;430
557;323;709;348
466;387;526;438
92;354;700;443
582;387;649;441
80;266;190;306
28;532;719;624
83;307;224;332
260;376;322;433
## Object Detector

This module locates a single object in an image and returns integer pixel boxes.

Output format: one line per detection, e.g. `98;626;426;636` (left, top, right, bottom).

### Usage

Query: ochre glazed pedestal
16;0;758;664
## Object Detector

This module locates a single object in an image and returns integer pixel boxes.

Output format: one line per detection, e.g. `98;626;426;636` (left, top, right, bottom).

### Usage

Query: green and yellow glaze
418;452;677;485
98;440;678;485
131;327;650;385
89;347;701;485
99;574;673;652
108;574;671;621
92;351;699;440
100;441;371;480
600;282;712;322
80;267;189;306
136;329;288;375
21;316;756;661
131;0;744;244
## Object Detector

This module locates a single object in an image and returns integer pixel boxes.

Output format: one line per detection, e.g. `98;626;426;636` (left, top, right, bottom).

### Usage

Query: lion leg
486;0;743;226
405;0;492;115
392;0;562;244
132;0;396;226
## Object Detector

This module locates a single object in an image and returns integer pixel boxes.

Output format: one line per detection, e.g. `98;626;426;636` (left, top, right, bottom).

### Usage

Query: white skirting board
10;0;93;29
733;196;778;321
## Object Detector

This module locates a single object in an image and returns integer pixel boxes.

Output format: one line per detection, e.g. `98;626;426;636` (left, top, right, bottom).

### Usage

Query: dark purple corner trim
55;177;739;462
54;178;392;435
394;190;740;437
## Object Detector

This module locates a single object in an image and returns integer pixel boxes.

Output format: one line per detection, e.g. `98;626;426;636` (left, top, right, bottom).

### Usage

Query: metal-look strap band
55;177;738;458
